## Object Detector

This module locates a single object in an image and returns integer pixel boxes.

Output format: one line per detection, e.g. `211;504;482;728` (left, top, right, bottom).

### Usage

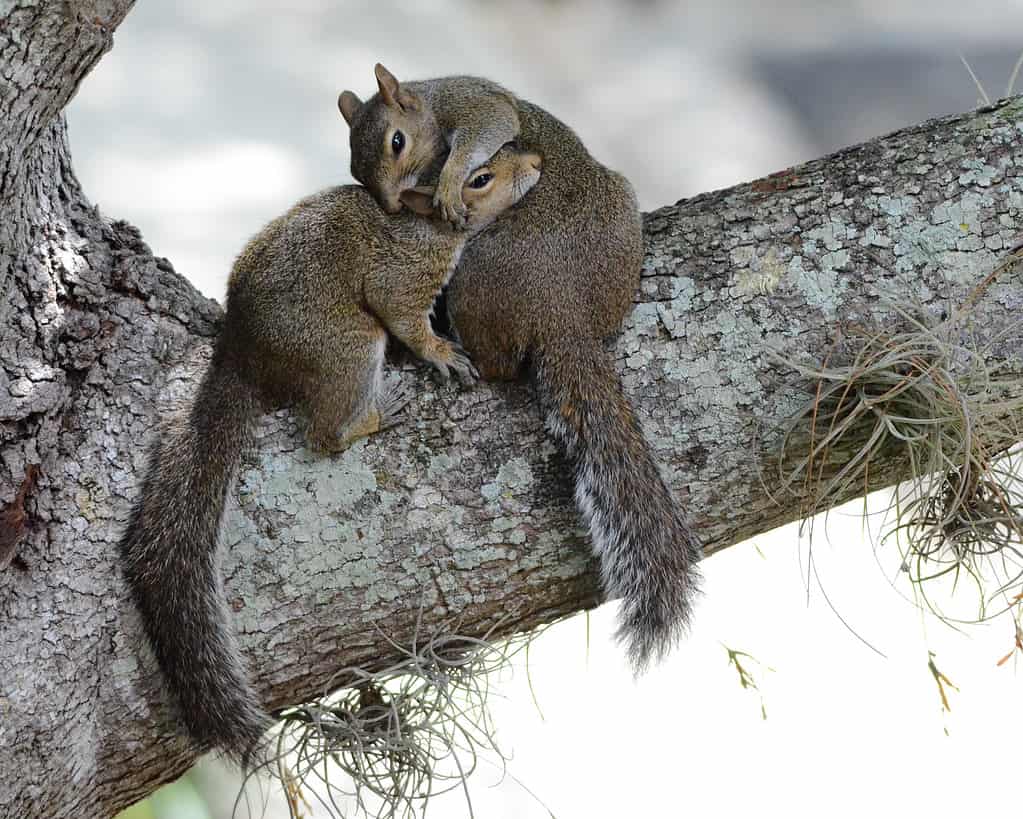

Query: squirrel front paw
433;178;469;229
429;341;479;385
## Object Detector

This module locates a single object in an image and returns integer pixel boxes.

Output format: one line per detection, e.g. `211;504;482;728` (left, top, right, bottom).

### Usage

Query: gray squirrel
341;64;703;671
119;146;542;761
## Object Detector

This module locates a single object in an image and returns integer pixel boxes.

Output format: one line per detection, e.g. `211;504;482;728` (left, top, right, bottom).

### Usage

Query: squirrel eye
391;130;405;155
468;172;493;190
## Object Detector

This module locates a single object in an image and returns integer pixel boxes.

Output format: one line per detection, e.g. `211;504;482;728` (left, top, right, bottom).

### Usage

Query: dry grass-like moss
238;619;541;819
770;250;1023;628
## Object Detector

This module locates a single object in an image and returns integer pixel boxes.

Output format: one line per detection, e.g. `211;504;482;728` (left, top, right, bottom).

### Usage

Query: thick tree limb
2;3;1022;816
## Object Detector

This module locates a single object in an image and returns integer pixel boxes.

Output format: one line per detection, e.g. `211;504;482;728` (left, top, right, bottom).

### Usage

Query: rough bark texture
2;3;1022;817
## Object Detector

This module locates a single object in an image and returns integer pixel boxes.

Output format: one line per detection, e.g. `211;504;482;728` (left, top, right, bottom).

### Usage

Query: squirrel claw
434;188;469;230
448;344;478;386
378;380;412;429
428;342;477;386
430;360;452;383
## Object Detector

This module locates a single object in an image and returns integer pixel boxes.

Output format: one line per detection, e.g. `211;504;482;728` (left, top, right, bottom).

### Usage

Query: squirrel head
398;145;542;230
339;64;443;215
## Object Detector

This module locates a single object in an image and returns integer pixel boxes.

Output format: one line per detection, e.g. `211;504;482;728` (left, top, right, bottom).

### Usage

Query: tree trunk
2;3;1022;816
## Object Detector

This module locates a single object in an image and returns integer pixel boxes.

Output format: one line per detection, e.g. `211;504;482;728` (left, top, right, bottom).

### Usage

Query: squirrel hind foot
377;379;413;429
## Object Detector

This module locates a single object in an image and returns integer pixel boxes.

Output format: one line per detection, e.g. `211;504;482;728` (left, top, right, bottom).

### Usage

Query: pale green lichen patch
340;558;383;592
666;351;744;413
670;274;697;303
822;248;852;271
641;244;681;278
406;484;464;533
710;308;738;336
237;441;378;515
808;219;853;251
450;541;510;571
625;302;662;342
406;506;453;532
877;195;912;218
958;158;998;187
223;436;402;614
786;255;848;316
778;217;862;314
426;453;458;481
894;218;998;283
860;226;892;248
309;448;378;509
652;275;698;338
626;347;655;370
491;516;521;532
894;221;956;269
658;294;765;419
930;190;992;232
480;457;534;502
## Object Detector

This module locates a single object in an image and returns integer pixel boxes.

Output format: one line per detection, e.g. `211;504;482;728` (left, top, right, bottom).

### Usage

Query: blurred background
67;1;1023;817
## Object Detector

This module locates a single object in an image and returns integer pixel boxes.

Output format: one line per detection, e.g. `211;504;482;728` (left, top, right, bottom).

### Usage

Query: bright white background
69;2;1023;817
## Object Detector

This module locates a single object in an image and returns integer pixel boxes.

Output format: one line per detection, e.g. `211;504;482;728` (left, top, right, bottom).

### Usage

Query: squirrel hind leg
334;376;411;447
305;332;391;453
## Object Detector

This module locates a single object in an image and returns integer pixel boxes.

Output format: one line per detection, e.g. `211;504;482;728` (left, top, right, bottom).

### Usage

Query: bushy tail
119;355;269;763
533;337;702;671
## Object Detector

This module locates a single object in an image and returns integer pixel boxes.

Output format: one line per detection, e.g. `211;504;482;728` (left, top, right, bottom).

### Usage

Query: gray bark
2;2;1022;817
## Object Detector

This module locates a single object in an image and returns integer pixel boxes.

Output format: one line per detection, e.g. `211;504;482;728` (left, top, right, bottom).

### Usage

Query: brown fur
119;147;541;762
342;69;703;670
340;64;520;226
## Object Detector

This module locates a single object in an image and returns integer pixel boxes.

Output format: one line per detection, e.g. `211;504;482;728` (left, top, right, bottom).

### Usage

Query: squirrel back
341;69;702;669
448;99;643;375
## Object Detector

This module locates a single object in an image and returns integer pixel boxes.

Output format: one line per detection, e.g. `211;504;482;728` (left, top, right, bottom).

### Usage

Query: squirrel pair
119;143;542;761
121;62;702;764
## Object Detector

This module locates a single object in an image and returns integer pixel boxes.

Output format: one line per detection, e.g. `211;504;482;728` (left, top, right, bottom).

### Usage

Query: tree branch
2;4;1022;816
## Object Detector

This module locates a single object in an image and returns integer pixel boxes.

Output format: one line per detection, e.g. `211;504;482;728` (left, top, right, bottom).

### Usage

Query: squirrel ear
399;186;436;216
338;91;363;126
397;87;421;111
374;63;402;109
